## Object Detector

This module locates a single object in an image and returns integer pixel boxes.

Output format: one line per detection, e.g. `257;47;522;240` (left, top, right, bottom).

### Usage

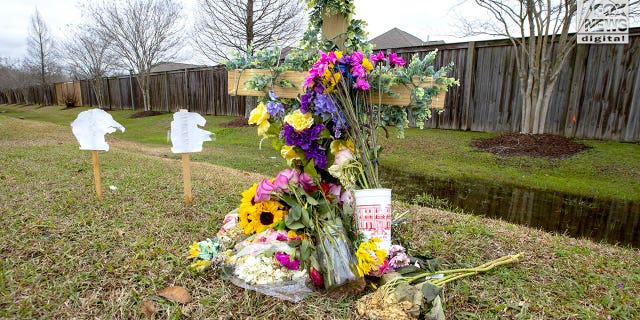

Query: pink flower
328;183;342;200
369;51;386;64
309;267;324;287
351;64;367;77
275;252;301;270
219;212;238;233
350;51;364;65
298;172;315;192
388;53;406;67
273;168;300;192
333;148;354;166
254;179;275;202
340;189;354;206
354;77;370;90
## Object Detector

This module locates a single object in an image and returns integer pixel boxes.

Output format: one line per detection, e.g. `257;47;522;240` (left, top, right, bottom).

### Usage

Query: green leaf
304;159;318;178
301;207;314;228
421;282;442;304
301;239;312;261
288;205;302;220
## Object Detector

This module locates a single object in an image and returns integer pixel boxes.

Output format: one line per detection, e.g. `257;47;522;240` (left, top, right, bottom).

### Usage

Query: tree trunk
246;0;254;52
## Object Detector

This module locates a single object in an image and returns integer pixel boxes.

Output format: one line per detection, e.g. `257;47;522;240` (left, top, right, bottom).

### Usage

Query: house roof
150;62;207;73
369;27;444;50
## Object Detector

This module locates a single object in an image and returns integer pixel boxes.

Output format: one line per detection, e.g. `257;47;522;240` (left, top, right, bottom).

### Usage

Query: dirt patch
473;133;590;158
129;110;166;118
222;117;250;127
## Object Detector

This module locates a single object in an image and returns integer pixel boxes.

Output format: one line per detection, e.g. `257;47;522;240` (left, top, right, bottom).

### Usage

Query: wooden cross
228;11;446;108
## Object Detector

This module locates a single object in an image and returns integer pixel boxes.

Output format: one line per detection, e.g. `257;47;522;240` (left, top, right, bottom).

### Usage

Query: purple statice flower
388;53;406;67
300;90;313;113
330;110;348;138
266;100;284;119
303;143;327;169
314;93;337;120
388;245;406;257
283;123;324;151
370;51;386;64
276;252;301;270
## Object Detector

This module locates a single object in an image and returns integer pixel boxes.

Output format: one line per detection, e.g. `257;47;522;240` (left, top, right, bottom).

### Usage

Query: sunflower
249;200;288;234
238;184;259;235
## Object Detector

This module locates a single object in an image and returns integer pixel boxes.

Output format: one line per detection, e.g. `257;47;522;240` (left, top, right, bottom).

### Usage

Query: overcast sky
0;0;486;64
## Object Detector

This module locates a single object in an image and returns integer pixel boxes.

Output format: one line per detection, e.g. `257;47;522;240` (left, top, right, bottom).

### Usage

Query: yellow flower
257;120;270;137
189;259;212;272
248;102;269;127
356;238;387;277
238;184;259;235
335;51;343;59
287;230;298;239
284;110;313;132
330;139;355;154
362;57;373;72
249;200;288;234
188;242;200;258
280;145;301;166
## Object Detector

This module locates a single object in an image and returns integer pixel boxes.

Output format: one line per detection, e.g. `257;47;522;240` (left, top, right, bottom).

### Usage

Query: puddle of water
382;170;640;248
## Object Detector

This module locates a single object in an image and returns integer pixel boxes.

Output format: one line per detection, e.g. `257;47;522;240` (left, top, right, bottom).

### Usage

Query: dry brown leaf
157;286;192;304
141;300;157;318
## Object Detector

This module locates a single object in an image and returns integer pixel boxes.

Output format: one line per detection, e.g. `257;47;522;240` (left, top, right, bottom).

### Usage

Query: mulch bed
222;117;250;128
129;110;166;118
472;133;590;158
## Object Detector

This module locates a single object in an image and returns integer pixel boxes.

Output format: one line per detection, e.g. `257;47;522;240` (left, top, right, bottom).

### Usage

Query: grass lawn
0;105;639;318
2;104;639;202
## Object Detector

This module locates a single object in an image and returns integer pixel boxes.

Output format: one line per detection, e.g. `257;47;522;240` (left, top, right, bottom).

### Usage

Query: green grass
2;104;638;201
0;112;639;319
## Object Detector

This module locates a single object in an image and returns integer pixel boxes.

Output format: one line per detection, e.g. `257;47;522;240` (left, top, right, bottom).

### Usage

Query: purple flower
351;64;366;78
303;143;327;169
300;90;313;113
388;245;406;257
276;252;301;270
266;101;284;118
298;171;315;192
350;51;364;65
388;53;406;67
283;123;323;151
273;168;300;192
314;93;337;120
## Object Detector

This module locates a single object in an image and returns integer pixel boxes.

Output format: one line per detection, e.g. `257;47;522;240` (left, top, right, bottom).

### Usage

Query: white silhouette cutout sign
71;108;125;151
169;109;214;204
70;108;125;200
170;109;213;153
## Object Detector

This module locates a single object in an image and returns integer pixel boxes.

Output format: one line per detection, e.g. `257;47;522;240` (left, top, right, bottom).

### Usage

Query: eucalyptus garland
302;0;371;53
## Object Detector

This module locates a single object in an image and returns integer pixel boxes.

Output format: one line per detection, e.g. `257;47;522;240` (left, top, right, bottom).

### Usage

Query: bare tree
83;0;184;111
26;8;57;105
192;0;305;63
62;25;118;108
459;1;578;134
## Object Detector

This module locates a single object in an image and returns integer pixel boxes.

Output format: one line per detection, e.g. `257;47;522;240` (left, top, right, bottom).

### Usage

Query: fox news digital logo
578;0;629;44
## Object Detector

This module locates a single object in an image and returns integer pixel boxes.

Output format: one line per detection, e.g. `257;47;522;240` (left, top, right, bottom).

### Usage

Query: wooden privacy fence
1;84;55;106
78;65;254;117
393;27;640;142
2;28;639;141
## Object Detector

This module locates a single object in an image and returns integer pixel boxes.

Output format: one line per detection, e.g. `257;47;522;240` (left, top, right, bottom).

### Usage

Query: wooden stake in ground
91;150;103;201
170;109;214;205
181;153;192;204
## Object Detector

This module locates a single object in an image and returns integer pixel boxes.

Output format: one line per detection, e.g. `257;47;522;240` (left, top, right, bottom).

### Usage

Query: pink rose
309;267;324;287
254;179;275;202
273;168;300;192
328;183;342;200
333;148;354;166
298;172;315;192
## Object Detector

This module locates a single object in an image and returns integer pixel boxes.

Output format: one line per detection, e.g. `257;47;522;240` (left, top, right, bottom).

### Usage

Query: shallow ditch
382;169;640;248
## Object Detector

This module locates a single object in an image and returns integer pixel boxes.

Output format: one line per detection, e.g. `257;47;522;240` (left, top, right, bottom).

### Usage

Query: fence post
129;69;135;110
462;41;476;131
184;68;189;110
164;71;169;112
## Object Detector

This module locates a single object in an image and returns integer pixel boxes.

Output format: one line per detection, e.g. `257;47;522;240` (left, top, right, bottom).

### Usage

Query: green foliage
301;0;370;52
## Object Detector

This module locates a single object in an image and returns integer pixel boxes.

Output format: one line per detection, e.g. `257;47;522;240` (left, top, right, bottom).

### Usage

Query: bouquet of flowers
188;49;457;299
